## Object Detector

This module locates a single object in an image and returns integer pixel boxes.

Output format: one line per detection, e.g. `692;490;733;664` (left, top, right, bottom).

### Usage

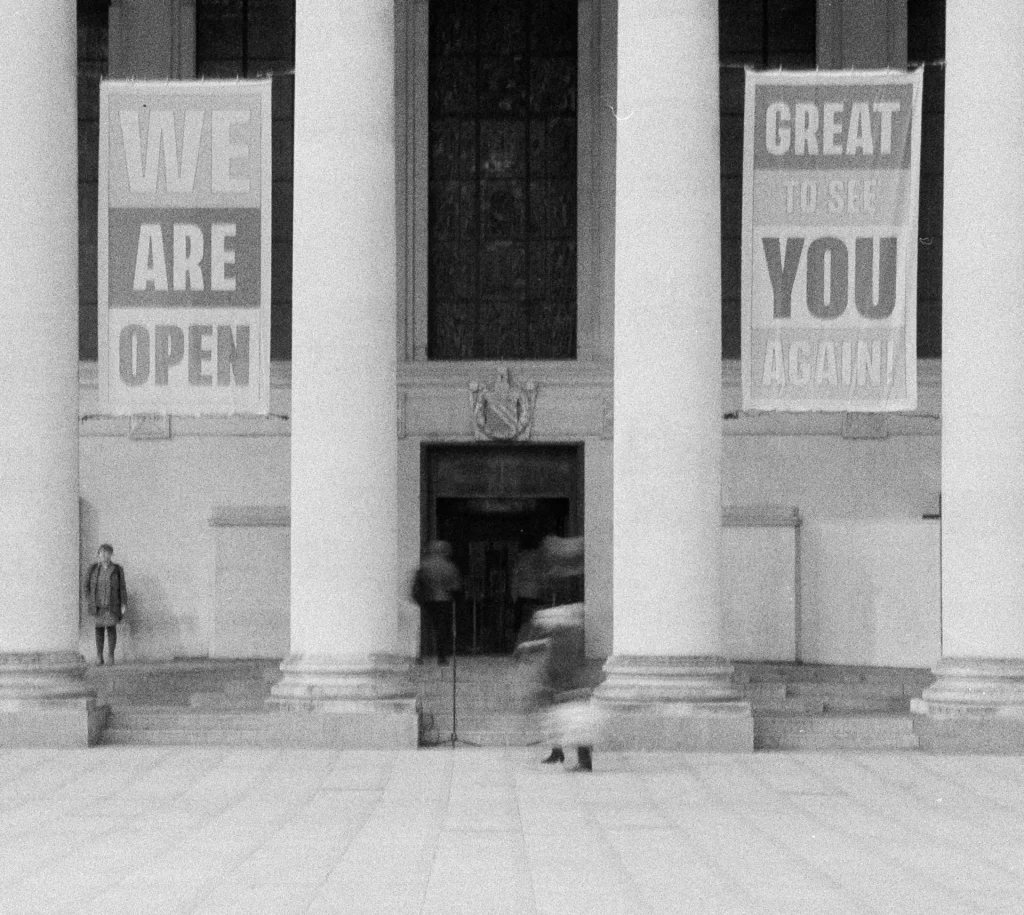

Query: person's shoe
95;656;104;666
107;654;115;666
541;747;564;764
437;657;450;666
570;746;593;772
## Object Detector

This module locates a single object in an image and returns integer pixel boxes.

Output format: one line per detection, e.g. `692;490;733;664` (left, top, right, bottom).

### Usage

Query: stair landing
87;657;934;751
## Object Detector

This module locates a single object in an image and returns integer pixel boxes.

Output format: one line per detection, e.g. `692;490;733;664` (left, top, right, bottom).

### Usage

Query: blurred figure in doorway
414;540;462;665
511;535;546;641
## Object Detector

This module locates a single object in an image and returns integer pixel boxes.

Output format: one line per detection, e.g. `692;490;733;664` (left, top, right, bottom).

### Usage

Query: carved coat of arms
469;369;538;441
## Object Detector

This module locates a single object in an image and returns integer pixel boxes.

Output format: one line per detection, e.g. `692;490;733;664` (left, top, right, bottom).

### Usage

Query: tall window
719;0;817;359
428;0;578;360
78;0;109;360
908;0;944;358
196;0;295;360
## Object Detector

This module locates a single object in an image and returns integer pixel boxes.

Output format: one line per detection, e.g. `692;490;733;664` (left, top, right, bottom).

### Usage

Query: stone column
269;0;417;747
593;0;751;750
0;0;99;746
917;1;1024;748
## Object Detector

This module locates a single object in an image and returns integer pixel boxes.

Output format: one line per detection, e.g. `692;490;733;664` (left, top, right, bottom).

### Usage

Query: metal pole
450;598;457;747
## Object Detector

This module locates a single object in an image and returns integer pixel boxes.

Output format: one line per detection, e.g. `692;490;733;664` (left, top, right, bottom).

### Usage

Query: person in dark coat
414;540;462;665
83;543;127;665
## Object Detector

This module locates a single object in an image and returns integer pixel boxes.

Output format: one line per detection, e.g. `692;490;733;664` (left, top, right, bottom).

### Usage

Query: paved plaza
2;747;1023;915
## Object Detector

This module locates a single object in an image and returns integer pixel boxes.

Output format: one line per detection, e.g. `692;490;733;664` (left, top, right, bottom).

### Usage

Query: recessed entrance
422;444;583;655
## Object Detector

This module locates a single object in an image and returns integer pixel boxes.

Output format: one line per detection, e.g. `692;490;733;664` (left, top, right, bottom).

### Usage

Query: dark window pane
768;0;817;55
479;56;528;115
248;0;296;61
429;0;577;359
481;181;526;239
719;0;764;63
77;0;108;361
196;0;245;71
908;0;945;64
430;58;478;114
531;0;576;56
719;0;815;358
910;1;945;356
196;1;295;360
480;121;526;177
530;57;576;113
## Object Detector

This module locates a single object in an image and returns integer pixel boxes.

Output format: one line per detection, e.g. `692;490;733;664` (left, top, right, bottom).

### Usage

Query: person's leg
542;746;564;764
107;626;117;663
573;746;593;772
94;626;105;664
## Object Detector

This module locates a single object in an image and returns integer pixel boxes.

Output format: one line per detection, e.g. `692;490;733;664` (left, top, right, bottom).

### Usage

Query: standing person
83;544;127;665
415;540;462;665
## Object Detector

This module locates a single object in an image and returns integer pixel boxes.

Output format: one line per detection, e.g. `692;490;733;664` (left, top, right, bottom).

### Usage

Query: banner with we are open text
742;70;922;412
99;81;271;415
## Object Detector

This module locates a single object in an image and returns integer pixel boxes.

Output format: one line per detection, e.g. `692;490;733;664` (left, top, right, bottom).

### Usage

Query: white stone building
2;0;1020;750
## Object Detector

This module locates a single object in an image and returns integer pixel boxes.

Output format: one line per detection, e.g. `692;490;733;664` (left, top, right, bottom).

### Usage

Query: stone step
786;681;920;700
772;732;920;751
736;662;933;689
739;682;789;701
188;692;267;711
419;712;539;745
101;727;268;747
820;696;911;714
755;714;918;751
87;659;282;707
106;708;275;731
748;696;826;715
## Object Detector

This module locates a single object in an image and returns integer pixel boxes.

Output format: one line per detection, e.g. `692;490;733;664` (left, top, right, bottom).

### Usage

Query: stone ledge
0;699;107;747
209;505;290;527
256;706;419;749
595;704;753;752
913;716;1024;754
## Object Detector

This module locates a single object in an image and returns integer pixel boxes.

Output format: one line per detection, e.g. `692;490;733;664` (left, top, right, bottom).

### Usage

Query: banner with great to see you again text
741;69;922;412
99;80;271;415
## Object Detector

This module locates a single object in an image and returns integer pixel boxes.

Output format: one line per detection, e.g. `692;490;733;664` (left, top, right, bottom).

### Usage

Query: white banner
741;70;922;412
98;80;272;415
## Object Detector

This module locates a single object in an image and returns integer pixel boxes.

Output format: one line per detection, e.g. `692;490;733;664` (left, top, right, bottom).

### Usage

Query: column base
912;658;1024;753
592;656;753;751
0;652;104;747
267;653;418;748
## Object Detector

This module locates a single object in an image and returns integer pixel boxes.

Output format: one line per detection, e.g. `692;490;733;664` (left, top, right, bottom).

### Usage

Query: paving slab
0;747;1022;914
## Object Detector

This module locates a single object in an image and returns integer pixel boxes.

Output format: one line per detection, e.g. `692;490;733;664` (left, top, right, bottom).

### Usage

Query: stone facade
5;0;1019;750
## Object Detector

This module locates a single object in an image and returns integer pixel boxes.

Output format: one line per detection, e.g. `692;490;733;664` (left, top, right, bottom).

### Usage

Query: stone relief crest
469;369;538;441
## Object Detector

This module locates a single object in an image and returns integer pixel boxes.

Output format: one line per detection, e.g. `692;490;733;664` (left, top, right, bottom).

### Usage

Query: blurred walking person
513;536;596;771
